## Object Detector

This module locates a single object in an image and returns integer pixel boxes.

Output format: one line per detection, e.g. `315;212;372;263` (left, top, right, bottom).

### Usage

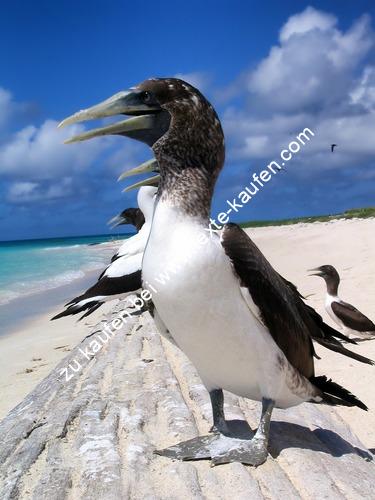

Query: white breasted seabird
59;78;373;466
51;186;157;320
110;185;156;263
310;265;375;339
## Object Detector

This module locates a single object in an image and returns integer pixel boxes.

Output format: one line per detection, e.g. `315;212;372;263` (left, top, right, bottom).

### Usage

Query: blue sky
1;0;375;240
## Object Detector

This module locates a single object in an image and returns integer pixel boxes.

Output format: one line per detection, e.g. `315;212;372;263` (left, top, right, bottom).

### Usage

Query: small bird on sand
309;265;375;339
59;78;373;466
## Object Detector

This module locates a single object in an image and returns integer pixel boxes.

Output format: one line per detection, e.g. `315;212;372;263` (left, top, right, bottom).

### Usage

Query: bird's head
108;207;144;230
308;264;340;283
59;78;225;186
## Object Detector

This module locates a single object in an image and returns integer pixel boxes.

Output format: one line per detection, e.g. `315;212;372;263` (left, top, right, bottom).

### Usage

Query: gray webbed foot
155;397;275;466
210;435;268;466
155;433;268;466
155;435;214;461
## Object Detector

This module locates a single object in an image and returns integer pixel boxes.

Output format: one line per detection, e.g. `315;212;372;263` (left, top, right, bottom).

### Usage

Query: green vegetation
240;207;375;228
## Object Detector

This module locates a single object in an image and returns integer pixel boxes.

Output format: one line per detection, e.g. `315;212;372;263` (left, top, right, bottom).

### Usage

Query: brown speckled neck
149;79;225;221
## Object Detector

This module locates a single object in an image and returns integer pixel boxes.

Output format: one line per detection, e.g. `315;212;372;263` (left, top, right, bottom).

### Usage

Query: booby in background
108;207;145;232
310;264;375;339
51;186;157;320
110;182;158;263
59;78;373;466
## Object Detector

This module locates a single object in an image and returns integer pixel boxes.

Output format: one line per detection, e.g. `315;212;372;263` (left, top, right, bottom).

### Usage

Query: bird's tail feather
311;375;368;411
319;320;357;344
78;302;103;321
51;301;102;321
314;337;374;366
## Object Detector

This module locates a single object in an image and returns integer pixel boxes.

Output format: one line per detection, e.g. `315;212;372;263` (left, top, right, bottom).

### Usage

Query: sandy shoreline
0;218;374;449
0;240;120;419
246;217;375;448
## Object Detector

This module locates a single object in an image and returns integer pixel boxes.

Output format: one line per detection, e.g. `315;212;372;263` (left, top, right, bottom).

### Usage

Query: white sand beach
0;218;374;450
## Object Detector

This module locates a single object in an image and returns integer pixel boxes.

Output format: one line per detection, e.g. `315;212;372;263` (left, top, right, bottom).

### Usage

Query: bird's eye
142;91;152;103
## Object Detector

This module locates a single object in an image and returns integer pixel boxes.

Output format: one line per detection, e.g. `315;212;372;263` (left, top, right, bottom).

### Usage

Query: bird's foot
155;433;268;466
210;435;268;466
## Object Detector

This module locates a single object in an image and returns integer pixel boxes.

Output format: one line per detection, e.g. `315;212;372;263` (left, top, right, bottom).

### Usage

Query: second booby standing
310;265;375;339
52;186;157;320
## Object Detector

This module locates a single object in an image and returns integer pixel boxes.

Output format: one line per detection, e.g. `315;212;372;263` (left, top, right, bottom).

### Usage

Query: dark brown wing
331;301;375;332
221;223;374;374
221;223;317;378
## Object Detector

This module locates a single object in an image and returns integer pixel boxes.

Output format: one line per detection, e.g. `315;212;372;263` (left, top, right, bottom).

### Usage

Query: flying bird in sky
309;265;375;340
331;144;337;152
59;78;372;466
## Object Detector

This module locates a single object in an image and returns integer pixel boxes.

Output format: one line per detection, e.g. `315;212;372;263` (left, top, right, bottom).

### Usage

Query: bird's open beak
118;158;159;181
58;89;170;147
308;267;324;277
107;214;130;229
123;174;161;192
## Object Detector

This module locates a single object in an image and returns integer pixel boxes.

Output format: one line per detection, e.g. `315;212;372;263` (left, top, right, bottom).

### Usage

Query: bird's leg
209;389;230;435
211;397;275;466
155;397;274;466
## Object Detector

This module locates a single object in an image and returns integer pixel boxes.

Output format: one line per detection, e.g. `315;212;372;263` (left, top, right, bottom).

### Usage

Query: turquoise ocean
0;234;130;308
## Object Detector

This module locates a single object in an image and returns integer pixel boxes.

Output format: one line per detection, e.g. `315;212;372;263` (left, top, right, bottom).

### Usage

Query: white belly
143;202;315;408
325;294;343;329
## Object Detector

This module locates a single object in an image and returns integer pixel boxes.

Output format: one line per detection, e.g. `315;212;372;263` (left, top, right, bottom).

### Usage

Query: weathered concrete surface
0;301;374;500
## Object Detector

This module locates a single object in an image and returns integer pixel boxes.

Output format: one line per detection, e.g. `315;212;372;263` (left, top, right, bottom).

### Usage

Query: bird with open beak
59;78;372;466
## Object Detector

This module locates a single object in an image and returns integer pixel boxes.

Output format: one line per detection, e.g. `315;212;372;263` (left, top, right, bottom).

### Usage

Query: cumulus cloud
247;8;373;112
350;65;375;111
7;177;75;203
0;119;113;181
279;6;336;42
222;6;375;179
0;87;147;211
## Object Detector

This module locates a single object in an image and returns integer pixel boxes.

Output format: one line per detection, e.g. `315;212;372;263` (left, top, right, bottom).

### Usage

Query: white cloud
221;6;375;178
350;65;375;110
247;8;373;112
7;177;75;203
0;119;112;180
280;6;336;42
7;182;38;201
0;90;147;204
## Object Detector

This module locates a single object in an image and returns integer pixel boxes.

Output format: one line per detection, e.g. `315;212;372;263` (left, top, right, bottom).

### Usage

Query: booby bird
59;78;373;466
309;265;375;339
108;207;145;232
51;186;157;320
110;183;158;263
